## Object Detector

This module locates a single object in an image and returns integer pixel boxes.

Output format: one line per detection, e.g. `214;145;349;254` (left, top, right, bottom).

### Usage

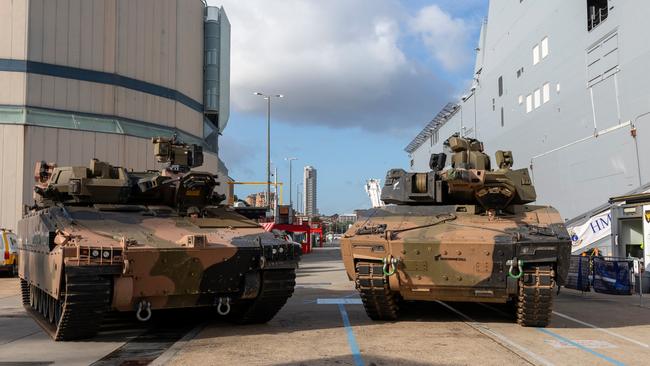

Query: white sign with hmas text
569;210;612;252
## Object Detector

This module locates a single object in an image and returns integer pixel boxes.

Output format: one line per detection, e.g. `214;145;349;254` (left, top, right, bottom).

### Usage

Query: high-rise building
0;1;231;230
303;166;318;216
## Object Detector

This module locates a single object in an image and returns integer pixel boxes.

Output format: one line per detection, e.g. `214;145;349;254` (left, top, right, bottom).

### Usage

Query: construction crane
365;179;385;208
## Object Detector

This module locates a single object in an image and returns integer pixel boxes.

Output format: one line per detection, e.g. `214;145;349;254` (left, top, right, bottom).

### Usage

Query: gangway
365;179;385;208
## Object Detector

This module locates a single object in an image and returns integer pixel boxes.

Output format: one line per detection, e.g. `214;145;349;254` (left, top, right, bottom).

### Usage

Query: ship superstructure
406;0;650;221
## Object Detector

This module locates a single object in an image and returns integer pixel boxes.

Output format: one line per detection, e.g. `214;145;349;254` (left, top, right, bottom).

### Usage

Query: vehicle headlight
91;249;100;258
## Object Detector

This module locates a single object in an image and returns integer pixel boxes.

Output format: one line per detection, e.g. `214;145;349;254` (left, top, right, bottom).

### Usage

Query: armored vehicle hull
342;134;571;327
19;205;299;340
341;205;570;326
18;137;301;341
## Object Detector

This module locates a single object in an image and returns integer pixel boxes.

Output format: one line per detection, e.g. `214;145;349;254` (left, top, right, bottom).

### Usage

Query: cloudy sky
207;0;488;215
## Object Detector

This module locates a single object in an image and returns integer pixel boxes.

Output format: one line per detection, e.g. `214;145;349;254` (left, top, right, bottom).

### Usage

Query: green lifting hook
383;255;398;276
508;259;524;279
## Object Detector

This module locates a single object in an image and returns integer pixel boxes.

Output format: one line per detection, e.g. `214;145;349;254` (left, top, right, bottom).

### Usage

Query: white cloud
209;0;472;132
410;5;474;72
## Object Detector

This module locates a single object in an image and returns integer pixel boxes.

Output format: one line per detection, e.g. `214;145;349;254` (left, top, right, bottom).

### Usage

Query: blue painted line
0;58;204;112
338;304;364;366
317;298;362;305
537;328;626;366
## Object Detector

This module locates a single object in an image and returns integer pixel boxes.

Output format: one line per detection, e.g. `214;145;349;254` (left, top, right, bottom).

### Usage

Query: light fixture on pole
285;157;298;207
254;92;284;209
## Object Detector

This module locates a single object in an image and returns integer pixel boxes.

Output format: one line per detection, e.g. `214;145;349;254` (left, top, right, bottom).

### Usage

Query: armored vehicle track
516;265;554;327
22;267;113;341
228;269;297;324
355;261;399;320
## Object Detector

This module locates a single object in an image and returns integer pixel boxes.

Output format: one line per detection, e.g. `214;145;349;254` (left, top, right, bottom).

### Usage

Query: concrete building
0;0;231;231
303;166;318;217
244;192;274;208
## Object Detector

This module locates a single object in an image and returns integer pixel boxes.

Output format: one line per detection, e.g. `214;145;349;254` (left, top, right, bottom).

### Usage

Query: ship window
534;89;541;108
526;94;533;113
543;83;550;103
587;0;609;31
533;45;540;65
500;107;505;127
498;76;503;96
541;37;549;58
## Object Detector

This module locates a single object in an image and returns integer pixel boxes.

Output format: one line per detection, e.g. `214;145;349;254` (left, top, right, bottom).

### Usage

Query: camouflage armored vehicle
341;134;571;327
18;137;300;341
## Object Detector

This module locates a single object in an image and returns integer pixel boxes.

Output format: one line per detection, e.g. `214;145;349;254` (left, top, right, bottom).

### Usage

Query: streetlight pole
285;157;297;207
254;92;283;209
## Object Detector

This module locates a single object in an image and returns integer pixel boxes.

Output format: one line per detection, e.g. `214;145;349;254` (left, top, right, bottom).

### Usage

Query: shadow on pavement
270;355;447;366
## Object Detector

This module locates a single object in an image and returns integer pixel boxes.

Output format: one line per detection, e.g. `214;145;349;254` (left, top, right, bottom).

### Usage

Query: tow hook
136;300;152;322
382;255;399;277
216;297;231;316
507;258;524;279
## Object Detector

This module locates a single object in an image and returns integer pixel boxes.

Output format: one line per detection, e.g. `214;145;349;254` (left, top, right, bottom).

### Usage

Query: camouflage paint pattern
19;204;298;312
341;204;570;302
341;133;571;305
19;137;300;320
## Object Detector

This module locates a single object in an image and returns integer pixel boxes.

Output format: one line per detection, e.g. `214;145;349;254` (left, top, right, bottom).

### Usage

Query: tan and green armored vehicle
18;136;300;341
341;134;571;327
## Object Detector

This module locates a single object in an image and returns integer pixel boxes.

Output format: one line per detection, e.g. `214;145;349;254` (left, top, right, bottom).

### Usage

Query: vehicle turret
380;133;536;210
32;136;223;214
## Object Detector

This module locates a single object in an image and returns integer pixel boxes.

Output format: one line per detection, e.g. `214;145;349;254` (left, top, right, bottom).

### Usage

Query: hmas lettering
589;213;611;234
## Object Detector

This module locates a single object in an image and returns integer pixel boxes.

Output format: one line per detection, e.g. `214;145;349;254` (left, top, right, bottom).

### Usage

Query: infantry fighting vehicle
18;137;301;341
341;134;571;327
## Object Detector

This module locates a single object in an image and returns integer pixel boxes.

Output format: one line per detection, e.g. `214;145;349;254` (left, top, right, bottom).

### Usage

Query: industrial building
303;166;318;217
0;0;231;231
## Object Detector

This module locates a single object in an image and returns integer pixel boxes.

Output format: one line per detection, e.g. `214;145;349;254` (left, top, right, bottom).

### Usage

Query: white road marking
552;311;650;349
435;301;555;366
545;339;617;349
